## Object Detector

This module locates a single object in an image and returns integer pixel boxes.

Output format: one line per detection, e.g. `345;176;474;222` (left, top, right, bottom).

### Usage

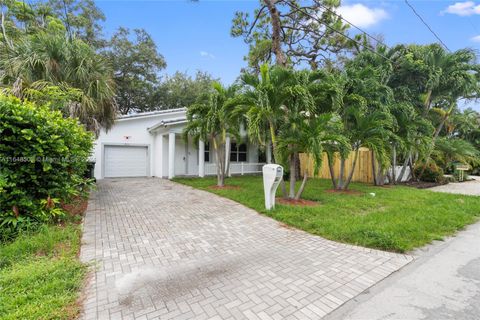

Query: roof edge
117;108;186;121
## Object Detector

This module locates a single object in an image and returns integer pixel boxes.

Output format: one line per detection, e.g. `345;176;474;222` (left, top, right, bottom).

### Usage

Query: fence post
241;162;244;175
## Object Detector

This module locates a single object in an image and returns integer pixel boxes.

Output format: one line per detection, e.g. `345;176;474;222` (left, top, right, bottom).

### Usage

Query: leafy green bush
0;95;93;237
414;162;444;183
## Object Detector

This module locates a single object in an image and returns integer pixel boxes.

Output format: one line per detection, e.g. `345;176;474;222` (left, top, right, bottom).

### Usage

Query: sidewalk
326;221;480;320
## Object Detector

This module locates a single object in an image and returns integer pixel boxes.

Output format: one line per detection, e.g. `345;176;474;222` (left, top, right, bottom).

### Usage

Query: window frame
230;142;248;163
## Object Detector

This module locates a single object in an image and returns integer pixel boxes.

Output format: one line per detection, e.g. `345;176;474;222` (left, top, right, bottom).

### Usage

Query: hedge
0;95;93;236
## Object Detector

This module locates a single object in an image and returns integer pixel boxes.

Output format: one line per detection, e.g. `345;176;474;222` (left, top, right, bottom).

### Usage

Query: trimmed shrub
0;95;93;236
414;162;444;183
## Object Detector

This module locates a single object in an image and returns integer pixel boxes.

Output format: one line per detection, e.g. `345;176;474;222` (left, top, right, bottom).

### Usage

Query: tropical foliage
0;0;117;132
0;95;93;239
184;83;240;187
228;1;479;193
186;41;479;197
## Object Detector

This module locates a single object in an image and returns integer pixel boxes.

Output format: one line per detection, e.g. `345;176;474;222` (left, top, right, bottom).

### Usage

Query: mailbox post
262;164;283;210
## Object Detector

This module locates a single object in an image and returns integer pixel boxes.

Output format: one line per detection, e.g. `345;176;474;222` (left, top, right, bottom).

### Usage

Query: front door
174;136;187;176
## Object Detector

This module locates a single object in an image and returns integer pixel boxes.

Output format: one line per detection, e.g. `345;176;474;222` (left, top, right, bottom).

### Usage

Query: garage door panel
104;146;148;177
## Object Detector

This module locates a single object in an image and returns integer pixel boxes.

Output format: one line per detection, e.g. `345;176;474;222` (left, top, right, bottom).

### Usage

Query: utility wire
404;0;451;52
316;2;390;50
287;4;394;63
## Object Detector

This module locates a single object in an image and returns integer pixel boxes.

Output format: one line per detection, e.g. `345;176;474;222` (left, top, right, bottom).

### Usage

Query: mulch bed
208;185;241;190
61;196;88;216
401;181;448;189
325;189;364;195
276;197;319;207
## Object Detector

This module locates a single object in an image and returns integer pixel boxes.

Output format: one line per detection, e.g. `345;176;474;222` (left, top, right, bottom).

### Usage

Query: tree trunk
409;156;417;181
343;148;359;190
327;153;337;189
372;151;378;185
419;103;454;180
397;152;411;183
391;144;397;184
264;0;287;66
423;89;432;116
213;138;225;187
338;158;345;190
376;165;385;186
289;152;296;199
294;153;301;181
295;172;308;200
225;136;231;177
281;180;288;199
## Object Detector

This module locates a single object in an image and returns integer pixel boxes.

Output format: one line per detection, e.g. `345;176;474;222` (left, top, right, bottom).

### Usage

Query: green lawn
175;176;480;253
0;225;86;320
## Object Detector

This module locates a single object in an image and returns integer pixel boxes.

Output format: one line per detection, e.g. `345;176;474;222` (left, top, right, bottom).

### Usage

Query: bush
0;95;93;237
414;162;444;183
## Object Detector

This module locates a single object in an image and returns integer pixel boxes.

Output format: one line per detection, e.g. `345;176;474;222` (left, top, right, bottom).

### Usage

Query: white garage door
104;146;148;178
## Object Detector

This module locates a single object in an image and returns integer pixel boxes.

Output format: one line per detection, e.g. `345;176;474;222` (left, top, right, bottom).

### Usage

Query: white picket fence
205;162;265;176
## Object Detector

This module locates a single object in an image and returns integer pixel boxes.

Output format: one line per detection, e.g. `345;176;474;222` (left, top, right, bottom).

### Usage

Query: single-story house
92;108;268;179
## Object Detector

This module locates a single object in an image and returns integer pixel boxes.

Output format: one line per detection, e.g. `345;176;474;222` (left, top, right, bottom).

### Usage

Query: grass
0;224;87;320
175;176;480;253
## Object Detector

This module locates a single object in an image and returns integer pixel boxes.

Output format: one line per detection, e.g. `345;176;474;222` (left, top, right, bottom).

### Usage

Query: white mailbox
262;164;284;210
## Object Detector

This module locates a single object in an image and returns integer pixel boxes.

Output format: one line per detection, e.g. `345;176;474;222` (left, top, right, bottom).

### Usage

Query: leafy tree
155;71;217;109
47;0;106;47
184;83;239;187
231;0;357;70
104;27;166;114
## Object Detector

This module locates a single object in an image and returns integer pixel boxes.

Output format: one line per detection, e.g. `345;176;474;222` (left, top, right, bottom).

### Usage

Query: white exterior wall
93;109;260;179
93;110;186;179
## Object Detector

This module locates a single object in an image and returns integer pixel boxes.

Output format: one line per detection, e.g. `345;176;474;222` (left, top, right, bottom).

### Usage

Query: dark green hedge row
0;95;93;234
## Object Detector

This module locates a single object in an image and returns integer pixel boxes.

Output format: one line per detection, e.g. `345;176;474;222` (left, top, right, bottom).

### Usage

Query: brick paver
80;178;412;320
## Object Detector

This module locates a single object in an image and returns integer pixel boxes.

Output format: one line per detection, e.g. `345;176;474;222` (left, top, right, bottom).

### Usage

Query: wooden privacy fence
299;147;375;184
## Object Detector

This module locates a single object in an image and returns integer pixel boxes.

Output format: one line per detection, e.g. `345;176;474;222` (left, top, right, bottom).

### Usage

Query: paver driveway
80;178;412;320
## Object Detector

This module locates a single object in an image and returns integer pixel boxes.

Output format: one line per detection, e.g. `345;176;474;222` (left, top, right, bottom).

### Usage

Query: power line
287;4;394;63
404;0;451;52
316;3;390;50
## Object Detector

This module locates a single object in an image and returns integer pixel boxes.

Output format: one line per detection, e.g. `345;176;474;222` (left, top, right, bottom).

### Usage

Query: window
230;143;247;162
204;143;210;162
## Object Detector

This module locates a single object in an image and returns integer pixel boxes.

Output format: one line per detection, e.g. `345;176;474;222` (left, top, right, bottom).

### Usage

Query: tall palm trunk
213;137;225;187
338;158;346;190
327;153;337;189
397;151;411;183
295;172;308;200
391;144;397;184
343;148;360;190
418;104;454;180
289;152;297;199
423;89;432;116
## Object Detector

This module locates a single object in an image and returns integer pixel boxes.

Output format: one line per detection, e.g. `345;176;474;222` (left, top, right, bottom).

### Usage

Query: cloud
443;1;480;16
471;35;480;42
200;51;215;59
336;4;388;28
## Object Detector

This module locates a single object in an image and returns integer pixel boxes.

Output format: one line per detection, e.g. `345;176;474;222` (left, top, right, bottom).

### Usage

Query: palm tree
433;138;479;170
184;82;239;187
0;22;116;133
237;64;291;161
416;47;479;179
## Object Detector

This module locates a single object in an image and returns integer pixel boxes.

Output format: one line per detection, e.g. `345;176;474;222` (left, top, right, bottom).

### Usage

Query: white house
92;108;266;179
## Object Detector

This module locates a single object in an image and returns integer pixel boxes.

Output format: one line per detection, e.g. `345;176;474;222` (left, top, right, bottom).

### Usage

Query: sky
96;0;480;110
